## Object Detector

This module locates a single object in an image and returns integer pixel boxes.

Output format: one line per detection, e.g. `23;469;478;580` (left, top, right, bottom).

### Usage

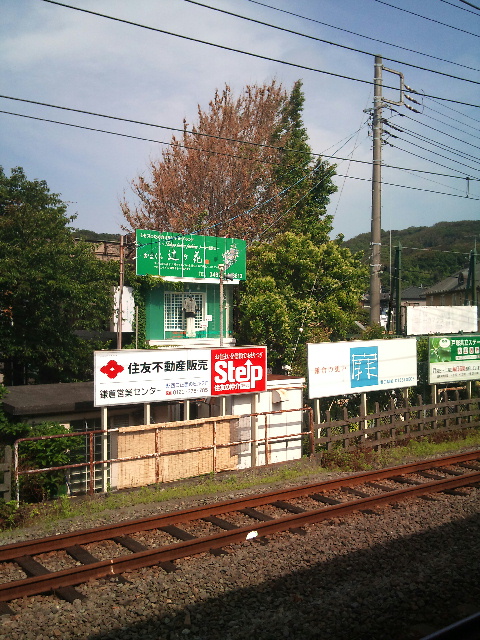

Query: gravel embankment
0;454;479;640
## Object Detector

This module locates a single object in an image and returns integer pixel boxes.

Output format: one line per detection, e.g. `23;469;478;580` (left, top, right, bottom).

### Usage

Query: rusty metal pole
212;421;217;473
14;442;19;505
264;414;269;465
116;235;124;350
89;432;95;496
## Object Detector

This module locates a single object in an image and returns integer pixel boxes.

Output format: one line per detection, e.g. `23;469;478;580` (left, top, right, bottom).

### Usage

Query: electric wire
396;112;480;150
183;0;480;85
438;0;480;15
332;93;373;220
2;93;479;177
242;0;480;72
3;108;479;185
392;164;475;196
389;141;480;176
425;96;480;124
38;0;480;108
386;114;480;161
459;0;480;10
395;126;480;164
336;172;479;200
391;136;480;174
371;0;480;37
409;109;480;138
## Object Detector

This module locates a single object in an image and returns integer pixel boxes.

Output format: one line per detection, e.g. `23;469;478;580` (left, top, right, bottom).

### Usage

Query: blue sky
1;0;479;240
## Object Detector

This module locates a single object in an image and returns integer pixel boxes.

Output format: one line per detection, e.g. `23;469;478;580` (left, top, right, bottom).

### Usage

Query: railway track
0;450;479;613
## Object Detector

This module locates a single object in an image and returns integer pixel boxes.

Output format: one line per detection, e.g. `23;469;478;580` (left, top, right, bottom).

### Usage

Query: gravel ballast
0;456;479;640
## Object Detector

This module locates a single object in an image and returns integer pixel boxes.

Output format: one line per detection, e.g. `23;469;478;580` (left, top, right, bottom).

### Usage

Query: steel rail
0;470;479;602
0;450;478;561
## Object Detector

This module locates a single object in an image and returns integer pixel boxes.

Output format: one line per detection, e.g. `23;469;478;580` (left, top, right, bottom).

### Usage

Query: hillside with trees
70;229;119;243
343;220;479;289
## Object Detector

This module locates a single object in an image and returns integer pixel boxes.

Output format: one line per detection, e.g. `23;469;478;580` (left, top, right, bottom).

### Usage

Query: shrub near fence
315;391;480;452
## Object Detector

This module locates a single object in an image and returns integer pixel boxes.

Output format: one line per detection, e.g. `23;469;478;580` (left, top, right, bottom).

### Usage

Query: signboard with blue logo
308;338;417;399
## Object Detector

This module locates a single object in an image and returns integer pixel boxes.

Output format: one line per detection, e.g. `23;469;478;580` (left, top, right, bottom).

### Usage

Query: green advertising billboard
428;334;480;383
136;230;246;280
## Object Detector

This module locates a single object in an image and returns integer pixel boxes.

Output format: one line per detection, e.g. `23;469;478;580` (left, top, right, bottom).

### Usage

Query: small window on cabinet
164;292;204;331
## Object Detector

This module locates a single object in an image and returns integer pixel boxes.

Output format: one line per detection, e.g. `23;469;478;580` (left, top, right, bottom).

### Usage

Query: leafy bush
0;500;30;530
1;420;80;502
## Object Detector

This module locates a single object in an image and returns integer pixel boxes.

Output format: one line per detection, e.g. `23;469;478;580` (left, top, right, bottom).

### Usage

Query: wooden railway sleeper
113;536;177;572
389;475;423;485
15;555;86;603
161;523;228;556
239;506;305;536
66;545;129;584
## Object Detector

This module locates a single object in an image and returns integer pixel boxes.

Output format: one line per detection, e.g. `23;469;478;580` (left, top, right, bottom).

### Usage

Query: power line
371;0;480;37
398;114;480;151
438;0;480;14
423;107;480;133
183;0;480;85
459;0;480;11
410;109;480;138
3;106;479;182
242;0;480;72
397;125;480;164
426;96;480;124
38;0;480;108
391;138;480;174
395;164;476;196
390;141;480;175
336;172;480;199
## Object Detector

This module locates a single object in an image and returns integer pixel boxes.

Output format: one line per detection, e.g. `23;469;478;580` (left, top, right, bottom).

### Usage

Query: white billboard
94;347;267;406
406;306;478;335
308;339;417;399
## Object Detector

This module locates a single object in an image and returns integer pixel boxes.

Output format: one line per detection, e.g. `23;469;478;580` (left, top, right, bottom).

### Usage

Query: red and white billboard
94;347;267;407
211;347;267;395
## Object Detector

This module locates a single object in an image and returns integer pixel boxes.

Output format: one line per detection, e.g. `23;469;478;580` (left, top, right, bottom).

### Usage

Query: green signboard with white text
136;230;246;281
428;334;480;383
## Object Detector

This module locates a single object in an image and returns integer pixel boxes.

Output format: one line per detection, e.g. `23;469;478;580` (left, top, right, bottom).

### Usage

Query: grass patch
321;428;480;472
3;429;479;533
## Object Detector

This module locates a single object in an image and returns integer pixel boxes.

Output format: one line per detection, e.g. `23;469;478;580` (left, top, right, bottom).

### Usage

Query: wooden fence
0;447;12;501
315;393;479;452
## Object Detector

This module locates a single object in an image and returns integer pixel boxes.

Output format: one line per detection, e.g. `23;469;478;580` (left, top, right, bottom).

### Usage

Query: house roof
425;264;480;296
2;382;95;417
401;286;427;300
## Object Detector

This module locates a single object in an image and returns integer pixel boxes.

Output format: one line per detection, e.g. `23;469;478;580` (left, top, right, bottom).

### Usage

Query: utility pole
370;56;383;326
369;57;405;326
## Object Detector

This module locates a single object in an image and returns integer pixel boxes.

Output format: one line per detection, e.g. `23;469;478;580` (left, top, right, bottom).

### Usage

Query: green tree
237;232;368;374
0;167;118;385
271;80;337;244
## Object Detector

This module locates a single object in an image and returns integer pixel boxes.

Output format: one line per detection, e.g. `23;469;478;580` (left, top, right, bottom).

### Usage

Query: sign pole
219;264;224;347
